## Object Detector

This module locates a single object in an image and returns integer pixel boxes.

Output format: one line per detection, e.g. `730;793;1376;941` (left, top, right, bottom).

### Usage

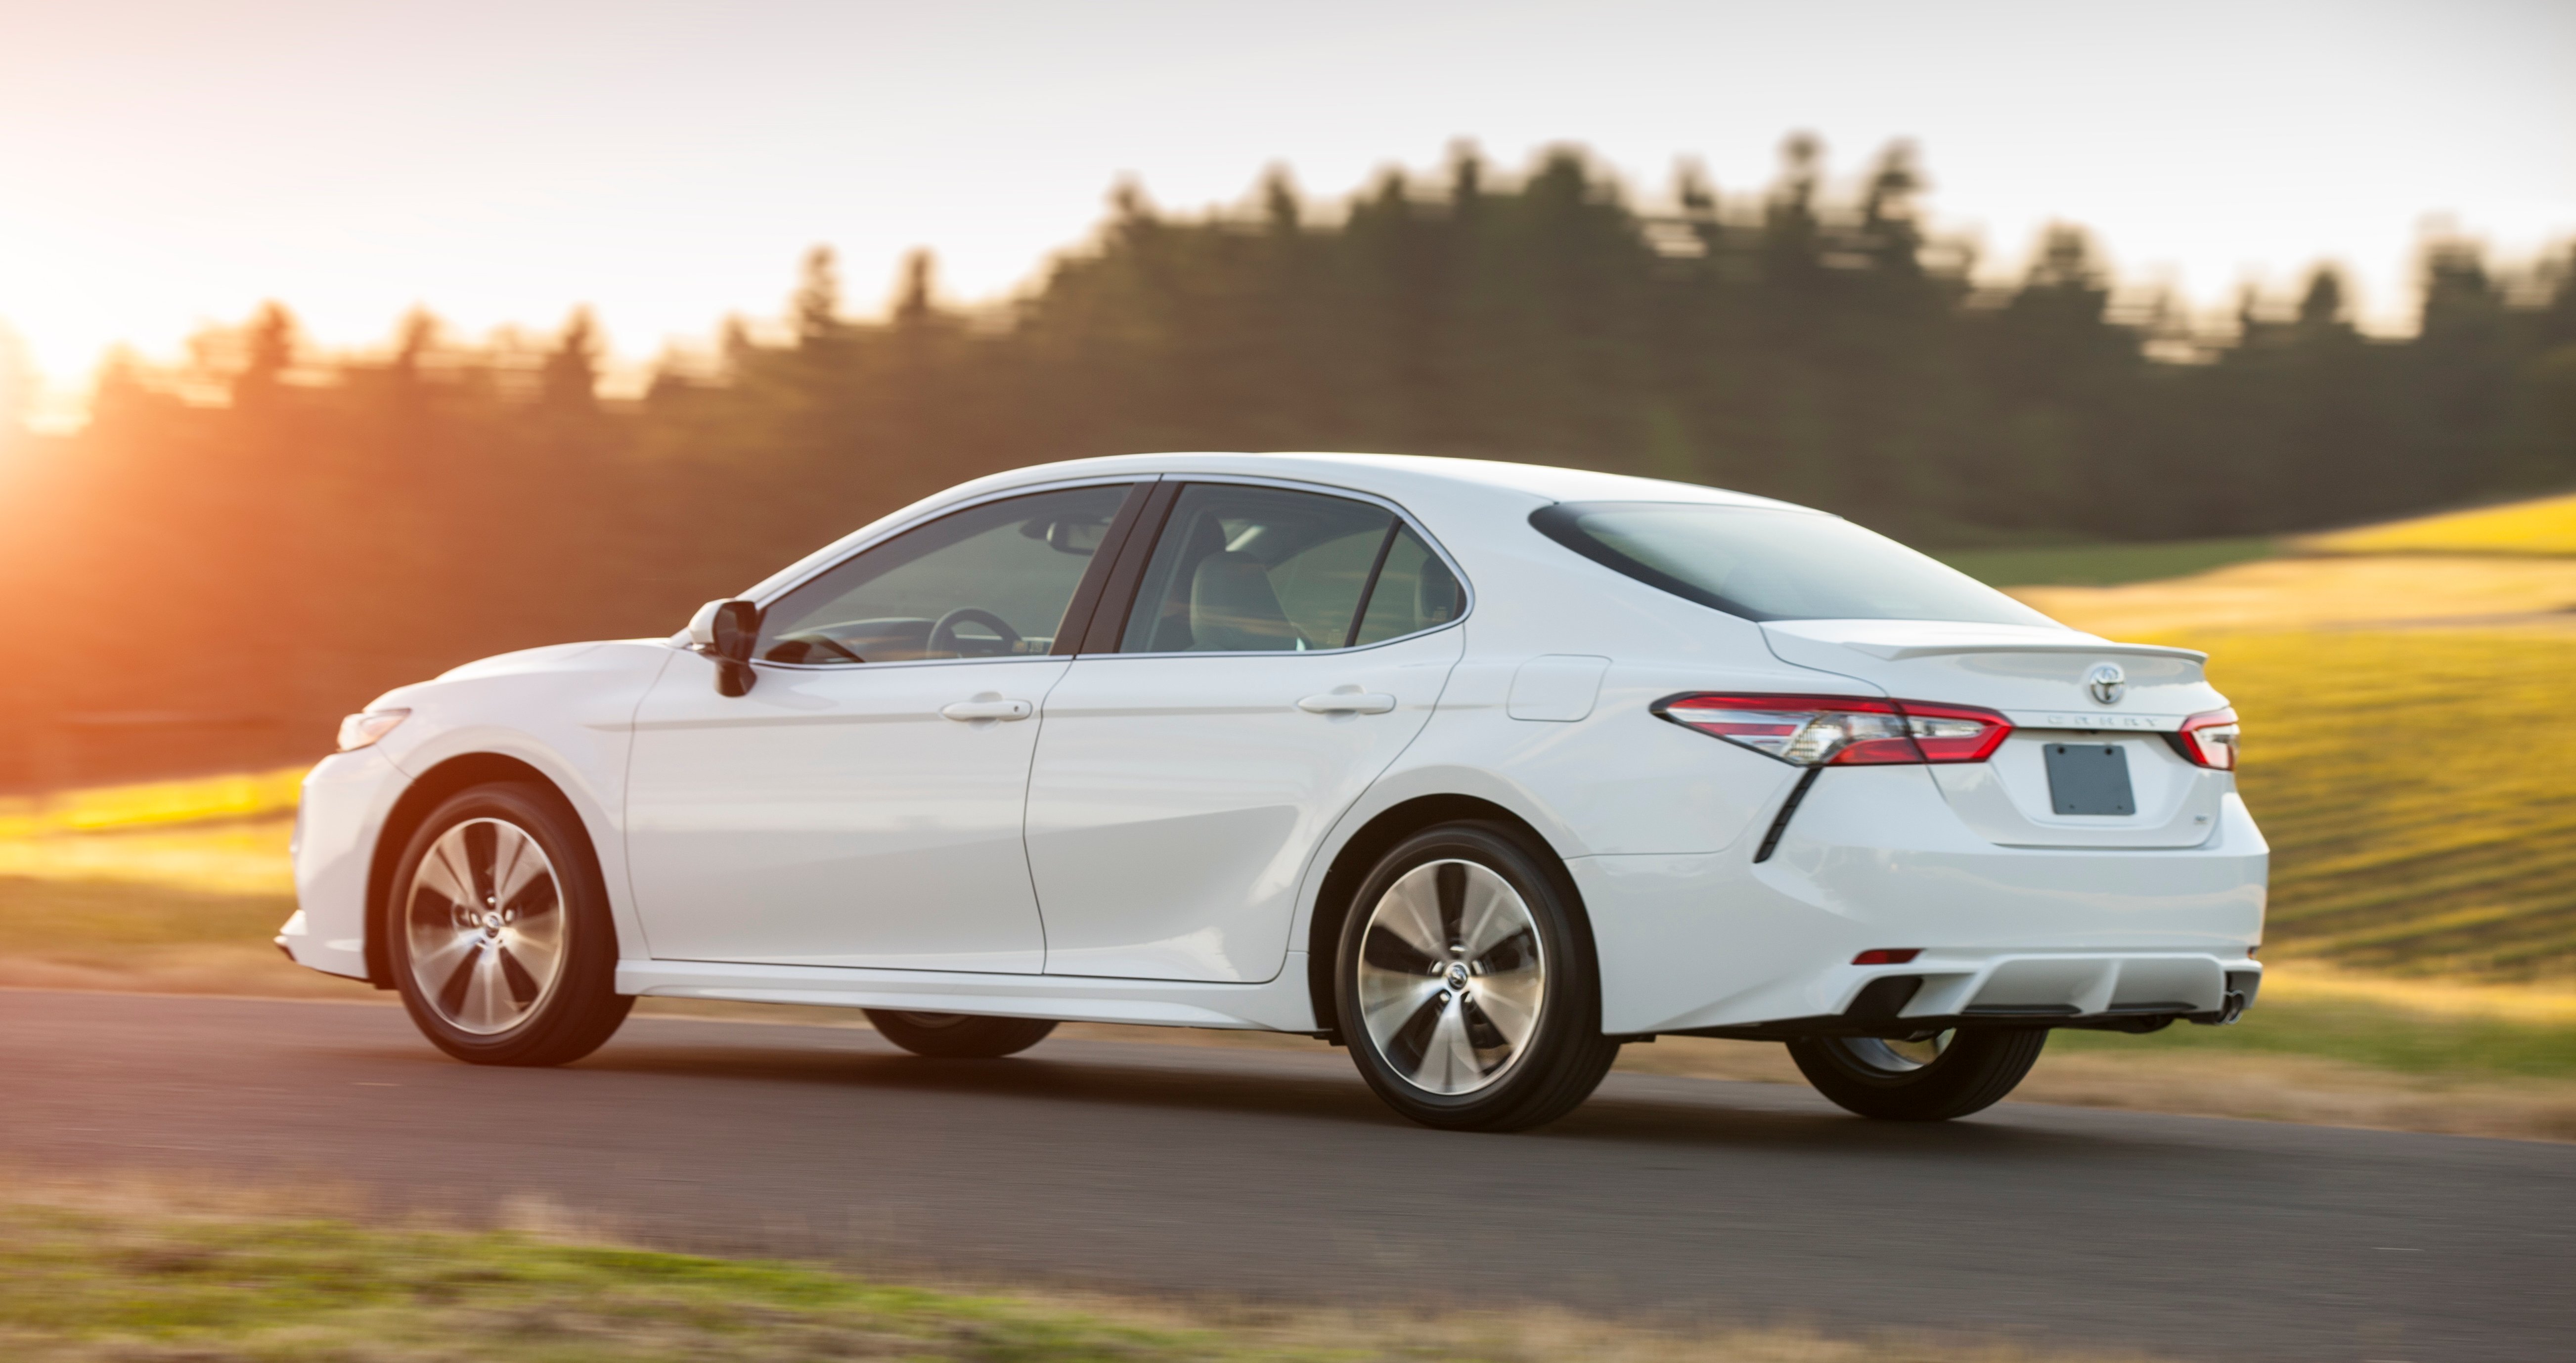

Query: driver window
755;484;1129;664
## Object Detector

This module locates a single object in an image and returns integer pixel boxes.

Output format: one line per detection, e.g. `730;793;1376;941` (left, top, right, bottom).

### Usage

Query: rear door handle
1297;692;1397;715
941;699;1033;721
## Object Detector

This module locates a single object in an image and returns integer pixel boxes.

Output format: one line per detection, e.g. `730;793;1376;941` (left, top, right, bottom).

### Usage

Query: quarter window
1352;525;1463;646
756;484;1129;664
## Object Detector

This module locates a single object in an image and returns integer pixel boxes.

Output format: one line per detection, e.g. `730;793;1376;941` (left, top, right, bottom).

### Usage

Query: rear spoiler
1834;639;2207;663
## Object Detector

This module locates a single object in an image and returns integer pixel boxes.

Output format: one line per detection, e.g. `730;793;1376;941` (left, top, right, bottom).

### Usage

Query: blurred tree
539;308;604;416
230;302;299;408
6;143;2573;789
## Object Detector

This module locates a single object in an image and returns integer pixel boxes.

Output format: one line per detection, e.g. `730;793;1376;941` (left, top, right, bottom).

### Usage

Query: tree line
3;138;2573;787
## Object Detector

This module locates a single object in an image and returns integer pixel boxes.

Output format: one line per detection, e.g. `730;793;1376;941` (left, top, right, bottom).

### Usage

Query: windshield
1530;502;2058;626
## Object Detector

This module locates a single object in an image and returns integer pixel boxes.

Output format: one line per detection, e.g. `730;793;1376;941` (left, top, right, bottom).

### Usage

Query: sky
2;0;2572;421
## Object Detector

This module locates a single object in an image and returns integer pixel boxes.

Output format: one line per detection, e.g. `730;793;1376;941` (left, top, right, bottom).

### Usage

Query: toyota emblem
2086;662;2127;705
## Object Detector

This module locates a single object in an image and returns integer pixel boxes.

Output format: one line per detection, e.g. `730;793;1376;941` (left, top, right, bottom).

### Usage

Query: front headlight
336;708;411;752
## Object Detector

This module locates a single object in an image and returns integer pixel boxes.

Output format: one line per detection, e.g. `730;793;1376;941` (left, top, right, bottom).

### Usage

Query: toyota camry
281;452;2265;1130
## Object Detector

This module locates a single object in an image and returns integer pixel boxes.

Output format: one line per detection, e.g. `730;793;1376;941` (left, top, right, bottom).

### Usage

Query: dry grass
1980;615;2576;983
0;1175;2160;1363
0;818;371;1000
2212;629;2576;979
0;814;298;895
2009;552;2576;637
0;767;306;839
2296;489;2576;557
2021;556;2576;983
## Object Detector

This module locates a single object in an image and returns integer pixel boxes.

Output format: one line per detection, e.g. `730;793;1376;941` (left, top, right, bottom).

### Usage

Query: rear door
1760;619;2232;848
1023;481;1466;982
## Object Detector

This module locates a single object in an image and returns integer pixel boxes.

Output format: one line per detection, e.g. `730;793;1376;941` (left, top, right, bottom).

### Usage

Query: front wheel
385;783;632;1067
1786;1028;2047;1121
1334;823;1619;1132
863;1010;1058;1058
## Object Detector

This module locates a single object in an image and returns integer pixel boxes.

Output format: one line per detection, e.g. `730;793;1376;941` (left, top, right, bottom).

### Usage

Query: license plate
2044;743;2135;816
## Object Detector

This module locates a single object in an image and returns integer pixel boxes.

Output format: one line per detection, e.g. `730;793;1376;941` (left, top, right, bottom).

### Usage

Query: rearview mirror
1020;516;1109;556
686;598;761;696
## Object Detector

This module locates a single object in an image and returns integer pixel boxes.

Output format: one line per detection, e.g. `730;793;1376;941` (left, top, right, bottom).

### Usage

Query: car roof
977;451;1802;511
735;452;1808;606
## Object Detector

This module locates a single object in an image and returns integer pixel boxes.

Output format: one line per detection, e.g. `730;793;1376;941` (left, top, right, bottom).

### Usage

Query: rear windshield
1530;501;2056;626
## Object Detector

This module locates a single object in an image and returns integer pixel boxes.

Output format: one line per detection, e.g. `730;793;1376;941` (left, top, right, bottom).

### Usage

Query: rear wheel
1334;823;1619;1132
386;783;631;1067
863;1010;1058;1058
1786;1027;2047;1121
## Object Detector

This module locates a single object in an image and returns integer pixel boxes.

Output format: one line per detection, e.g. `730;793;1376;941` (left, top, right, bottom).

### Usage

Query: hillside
2012;503;2576;983
2299;490;2576;557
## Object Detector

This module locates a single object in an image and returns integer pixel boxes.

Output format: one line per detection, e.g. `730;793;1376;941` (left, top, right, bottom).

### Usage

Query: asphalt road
4;990;2569;1362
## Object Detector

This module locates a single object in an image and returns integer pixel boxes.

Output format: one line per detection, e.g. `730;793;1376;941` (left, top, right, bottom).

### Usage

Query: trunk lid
1761;619;2232;849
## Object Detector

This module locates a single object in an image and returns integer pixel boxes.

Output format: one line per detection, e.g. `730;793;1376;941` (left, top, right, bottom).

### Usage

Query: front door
1025;482;1466;982
624;483;1132;972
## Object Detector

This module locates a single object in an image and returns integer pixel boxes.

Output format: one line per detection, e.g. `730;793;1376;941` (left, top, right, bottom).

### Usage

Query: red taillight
1853;948;1921;965
1655;694;2012;767
2176;707;2240;770
1897;700;2015;763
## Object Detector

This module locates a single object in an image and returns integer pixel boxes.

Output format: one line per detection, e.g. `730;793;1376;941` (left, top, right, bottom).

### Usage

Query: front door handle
1297;692;1397;715
941;699;1033;721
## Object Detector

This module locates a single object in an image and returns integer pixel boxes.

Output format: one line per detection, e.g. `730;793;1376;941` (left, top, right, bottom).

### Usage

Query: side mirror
685;598;761;696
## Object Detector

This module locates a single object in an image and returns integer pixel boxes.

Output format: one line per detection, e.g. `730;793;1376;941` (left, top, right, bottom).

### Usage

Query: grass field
2299;489;2576;557
2009;553;2576;634
0;1185;2142;1363
1935;536;2279;588
2198;629;2576;980
0;766;305;839
2008;557;2576;985
1931;485;2576;588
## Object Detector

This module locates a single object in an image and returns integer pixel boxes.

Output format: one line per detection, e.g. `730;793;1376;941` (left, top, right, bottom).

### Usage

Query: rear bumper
1671;956;2263;1040
1572;765;2266;1035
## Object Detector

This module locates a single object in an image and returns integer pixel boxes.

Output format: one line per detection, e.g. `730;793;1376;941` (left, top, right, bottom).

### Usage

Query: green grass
1934;536;2278;587
0;1207;1221;1362
0;1202;2113;1363
2048;989;2576;1079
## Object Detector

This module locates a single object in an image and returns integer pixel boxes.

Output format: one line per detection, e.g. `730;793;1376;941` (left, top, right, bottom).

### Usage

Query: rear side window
1530;501;2054;626
1117;484;1462;653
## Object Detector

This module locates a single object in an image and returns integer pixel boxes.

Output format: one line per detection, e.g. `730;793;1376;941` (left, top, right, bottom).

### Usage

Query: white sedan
282;453;2264;1130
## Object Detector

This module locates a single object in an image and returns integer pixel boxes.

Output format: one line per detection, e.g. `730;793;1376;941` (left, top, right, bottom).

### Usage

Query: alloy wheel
404;818;569;1035
1355;859;1547;1095
1836;1031;1954;1073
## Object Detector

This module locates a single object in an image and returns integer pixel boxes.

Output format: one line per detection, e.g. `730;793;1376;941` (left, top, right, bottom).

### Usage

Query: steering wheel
928;607;1022;658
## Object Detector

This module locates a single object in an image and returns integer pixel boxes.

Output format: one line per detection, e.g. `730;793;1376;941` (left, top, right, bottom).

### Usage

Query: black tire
864;1010;1058;1058
385;782;632;1067
1334;822;1619;1132
1786;1028;2047;1121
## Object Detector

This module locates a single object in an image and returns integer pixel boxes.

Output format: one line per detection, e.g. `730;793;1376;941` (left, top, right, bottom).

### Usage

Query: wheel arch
1302;793;1596;1042
362;753;604;988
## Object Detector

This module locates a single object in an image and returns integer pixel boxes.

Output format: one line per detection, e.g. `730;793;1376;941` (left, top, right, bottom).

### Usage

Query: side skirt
617;952;1321;1033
